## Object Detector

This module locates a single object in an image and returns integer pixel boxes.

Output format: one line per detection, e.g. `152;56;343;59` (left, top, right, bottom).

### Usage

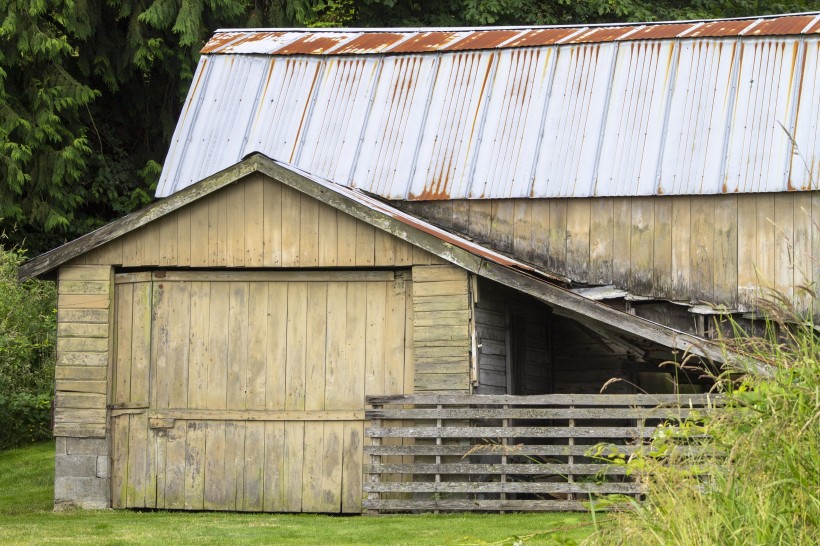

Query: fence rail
364;393;720;513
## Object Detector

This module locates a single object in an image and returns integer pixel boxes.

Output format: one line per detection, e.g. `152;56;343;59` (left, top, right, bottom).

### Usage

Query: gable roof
21;153;726;363
157;13;820;200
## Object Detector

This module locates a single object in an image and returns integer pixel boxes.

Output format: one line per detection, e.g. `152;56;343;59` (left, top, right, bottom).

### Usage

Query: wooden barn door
111;271;412;512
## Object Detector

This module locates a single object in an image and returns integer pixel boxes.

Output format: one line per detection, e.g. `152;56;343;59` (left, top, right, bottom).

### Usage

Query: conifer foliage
1;0;818;252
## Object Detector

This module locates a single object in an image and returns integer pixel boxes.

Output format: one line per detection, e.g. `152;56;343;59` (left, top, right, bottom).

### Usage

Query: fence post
367;404;382;515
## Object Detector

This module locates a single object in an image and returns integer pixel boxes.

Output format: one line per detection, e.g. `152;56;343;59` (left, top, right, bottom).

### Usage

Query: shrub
0;247;56;449
591;303;820;545
0;392;53;450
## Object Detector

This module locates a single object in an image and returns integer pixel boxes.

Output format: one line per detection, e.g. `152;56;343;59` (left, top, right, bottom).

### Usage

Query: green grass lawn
0;442;599;545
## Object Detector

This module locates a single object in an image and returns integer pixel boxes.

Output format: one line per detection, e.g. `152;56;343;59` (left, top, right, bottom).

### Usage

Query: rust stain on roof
746;15;817;35
634;22;697;40
276;34;355;55
687;19;755;37
201;32;245;53
387;31;469;53
505;28;579;47
443;30;522;50
204;14;820;57
333;33;407;54
568;26;636;43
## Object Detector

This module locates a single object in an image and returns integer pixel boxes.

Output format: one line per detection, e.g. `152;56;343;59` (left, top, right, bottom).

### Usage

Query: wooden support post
501;404;508;513
367;405;382;515
435;404;442;514
568;405;575;502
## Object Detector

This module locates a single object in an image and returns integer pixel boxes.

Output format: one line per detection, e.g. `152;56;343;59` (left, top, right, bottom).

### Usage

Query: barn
20;12;820;512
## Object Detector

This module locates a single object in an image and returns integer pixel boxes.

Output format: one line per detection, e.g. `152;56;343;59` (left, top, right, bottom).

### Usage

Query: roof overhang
20;154;727;364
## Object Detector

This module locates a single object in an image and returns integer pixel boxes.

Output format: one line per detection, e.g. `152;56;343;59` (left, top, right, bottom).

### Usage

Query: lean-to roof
20;154;725;363
157;13;820;199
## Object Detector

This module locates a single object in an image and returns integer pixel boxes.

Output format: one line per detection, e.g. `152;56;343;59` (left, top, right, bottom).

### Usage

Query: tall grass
592;299;820;545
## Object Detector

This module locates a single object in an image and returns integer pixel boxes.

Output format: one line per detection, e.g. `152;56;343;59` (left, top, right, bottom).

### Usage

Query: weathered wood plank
262;177;282;267
363;499;589;512
366;407;699;420
363;463;627;475
182;421;205;510
54;407;107;425
58;294;110;310
157;270;395;283
713;195;738;307
56;379;107;394
285;283;308;411
226;282;249;410
55;366;107;382
366;393;720;406
363;481;643;494
244;175;264;267
263;421;286;511
367;426;657;439
341;421;363;513
58;322;108;338
283;421;305;511
589;198;614;285
565;198;591;282
364;444;641;457
56;392;106;409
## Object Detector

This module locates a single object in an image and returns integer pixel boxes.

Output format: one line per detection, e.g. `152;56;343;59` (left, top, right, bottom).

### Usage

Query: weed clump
592;301;820;545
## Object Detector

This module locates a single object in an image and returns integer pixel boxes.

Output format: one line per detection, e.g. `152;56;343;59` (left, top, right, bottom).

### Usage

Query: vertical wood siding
54;265;113;438
412;265;472;394
73;173;444;269
401;193;820;315
111;272;412;512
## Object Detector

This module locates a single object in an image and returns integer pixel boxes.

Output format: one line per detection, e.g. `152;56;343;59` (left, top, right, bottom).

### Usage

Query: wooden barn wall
473;280;552;396
473;287;508;395
551;320;631;395
55;265;113;438
411;265;472;394
399;193;820;315
72;173;444;269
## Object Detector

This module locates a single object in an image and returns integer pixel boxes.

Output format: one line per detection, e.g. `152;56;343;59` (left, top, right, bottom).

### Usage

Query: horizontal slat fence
364;393;720;513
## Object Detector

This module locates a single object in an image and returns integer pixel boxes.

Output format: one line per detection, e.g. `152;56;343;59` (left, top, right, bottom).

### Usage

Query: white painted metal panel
157;18;820;199
295;57;381;182
407;51;495;199
658;39;736;195
349;55;438;198
723;38;801;193
244;57;322;166
531;43;616;197
789;39;820;190
595;41;676;196
469;48;556;198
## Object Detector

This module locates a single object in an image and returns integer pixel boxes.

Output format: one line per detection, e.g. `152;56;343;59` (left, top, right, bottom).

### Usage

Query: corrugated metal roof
158;13;820;198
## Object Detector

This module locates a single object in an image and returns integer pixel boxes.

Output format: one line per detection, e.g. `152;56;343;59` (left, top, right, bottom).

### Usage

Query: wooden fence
363;393;720;513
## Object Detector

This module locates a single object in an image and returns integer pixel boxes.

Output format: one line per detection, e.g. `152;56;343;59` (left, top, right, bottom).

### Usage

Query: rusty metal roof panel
469;48;556;198
332;32;410;54
567;26;641;44
743;14;819;36
407;51;496;198
687;19;758;38
204;31;304;54
160;14;820;198
349;55;439;198
442;29;523;51
386;31;473;53
503;28;583;48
